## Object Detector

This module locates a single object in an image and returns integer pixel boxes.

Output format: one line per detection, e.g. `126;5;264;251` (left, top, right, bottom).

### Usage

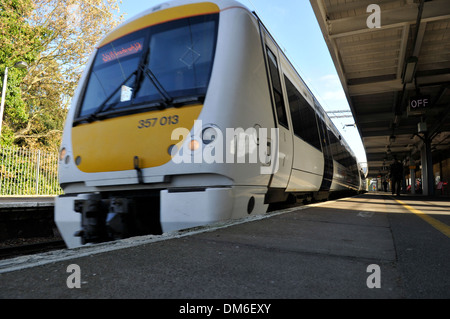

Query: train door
316;108;334;191
262;32;294;189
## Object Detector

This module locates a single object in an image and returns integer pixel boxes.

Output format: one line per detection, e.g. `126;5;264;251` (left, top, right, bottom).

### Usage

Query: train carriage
55;0;363;248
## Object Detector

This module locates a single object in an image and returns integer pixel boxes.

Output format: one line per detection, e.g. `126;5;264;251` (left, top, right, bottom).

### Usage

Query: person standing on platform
390;157;403;196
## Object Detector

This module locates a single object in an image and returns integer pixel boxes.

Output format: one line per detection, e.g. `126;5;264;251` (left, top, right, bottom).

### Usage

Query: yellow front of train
56;2;224;248
55;0;272;248
71;2;219;176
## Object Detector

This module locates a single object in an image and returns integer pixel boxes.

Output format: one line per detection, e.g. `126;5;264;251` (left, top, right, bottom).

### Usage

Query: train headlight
59;148;66;161
202;127;218;145
59;147;71;165
188;139;200;151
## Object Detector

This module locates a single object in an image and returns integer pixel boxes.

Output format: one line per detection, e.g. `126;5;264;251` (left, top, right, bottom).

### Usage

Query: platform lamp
0;61;29;136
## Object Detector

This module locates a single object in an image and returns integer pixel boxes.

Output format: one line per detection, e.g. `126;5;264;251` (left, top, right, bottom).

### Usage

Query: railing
0;147;63;196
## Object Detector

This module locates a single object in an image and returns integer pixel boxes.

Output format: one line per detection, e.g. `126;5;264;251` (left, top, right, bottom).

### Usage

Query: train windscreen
77;14;219;120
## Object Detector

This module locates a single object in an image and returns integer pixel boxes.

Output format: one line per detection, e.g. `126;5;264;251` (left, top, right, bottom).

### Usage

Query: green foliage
1;67;28;124
0;0;123;195
1;0;44;147
1;0;122;151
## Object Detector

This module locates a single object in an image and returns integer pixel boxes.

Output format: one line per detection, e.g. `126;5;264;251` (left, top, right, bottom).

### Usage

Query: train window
328;131;340;159
334;139;348;165
285;76;321;149
317;117;328;148
320;119;336;158
136;17;217;103
77;14;219;119
266;48;289;128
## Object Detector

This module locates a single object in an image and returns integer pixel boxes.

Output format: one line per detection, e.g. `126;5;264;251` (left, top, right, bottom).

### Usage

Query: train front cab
55;2;276;248
55;1;361;249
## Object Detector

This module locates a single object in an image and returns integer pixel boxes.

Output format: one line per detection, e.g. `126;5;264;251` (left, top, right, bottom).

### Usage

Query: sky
116;0;368;164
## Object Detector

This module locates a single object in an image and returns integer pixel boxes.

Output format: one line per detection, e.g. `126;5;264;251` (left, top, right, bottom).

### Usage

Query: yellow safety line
393;198;450;238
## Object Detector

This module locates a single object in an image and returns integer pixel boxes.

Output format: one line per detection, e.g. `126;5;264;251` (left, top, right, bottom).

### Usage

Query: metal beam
325;0;398;16
411;2;427;58
348;74;450;96
429;88;450;140
327;0;450;38
357;112;393;124
397;24;410;79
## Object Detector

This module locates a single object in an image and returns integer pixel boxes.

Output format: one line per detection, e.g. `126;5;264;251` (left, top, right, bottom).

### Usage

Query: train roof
97;0;251;48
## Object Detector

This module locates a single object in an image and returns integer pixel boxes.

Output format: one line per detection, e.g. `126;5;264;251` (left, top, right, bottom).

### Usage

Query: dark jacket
390;161;403;179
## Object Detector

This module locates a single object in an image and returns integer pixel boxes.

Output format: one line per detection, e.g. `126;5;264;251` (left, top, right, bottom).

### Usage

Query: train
55;0;365;248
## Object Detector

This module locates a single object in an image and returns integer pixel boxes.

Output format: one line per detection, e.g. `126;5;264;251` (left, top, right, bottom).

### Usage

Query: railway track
0;198;65;260
0;239;66;260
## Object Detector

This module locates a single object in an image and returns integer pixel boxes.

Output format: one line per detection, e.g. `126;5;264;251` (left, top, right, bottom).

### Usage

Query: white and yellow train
55;0;364;248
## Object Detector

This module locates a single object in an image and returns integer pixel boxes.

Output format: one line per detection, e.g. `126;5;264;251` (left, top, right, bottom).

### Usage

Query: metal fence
0;147;63;195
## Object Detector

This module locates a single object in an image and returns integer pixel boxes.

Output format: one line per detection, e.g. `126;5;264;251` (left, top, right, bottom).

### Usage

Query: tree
0;0;44;146
1;0;123;150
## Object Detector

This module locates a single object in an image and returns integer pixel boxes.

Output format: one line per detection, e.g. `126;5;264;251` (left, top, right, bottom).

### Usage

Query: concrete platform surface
0;193;448;299
0;196;55;208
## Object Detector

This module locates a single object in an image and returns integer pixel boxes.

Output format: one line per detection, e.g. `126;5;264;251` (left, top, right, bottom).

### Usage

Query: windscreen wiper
86;71;137;122
76;54;174;125
137;63;173;108
132;42;173;109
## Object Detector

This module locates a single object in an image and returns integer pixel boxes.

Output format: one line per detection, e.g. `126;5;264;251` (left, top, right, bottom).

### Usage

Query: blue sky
117;0;367;164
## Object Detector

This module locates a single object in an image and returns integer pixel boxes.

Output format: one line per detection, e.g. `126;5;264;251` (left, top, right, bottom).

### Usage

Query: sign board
408;95;431;116
100;39;144;65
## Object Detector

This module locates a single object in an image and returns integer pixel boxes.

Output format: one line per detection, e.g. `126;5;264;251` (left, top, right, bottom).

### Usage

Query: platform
0;192;448;300
0;196;55;209
0;196;57;241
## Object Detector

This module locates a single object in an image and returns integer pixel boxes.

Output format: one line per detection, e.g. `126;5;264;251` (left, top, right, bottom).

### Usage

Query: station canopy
310;0;450;178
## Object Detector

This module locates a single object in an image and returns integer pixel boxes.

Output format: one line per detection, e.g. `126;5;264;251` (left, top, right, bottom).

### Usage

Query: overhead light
402;56;418;84
418;121;427;133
